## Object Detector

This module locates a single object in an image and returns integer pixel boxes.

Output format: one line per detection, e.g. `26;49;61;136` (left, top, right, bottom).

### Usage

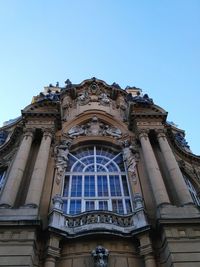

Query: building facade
0;78;200;267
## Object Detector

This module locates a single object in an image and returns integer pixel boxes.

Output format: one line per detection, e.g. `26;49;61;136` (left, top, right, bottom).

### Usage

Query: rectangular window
112;199;124;214
84;175;95;197
97;175;108;196
109;175;121;196
85;201;95;211
63;175;70;197
125;199;132;213
71;175;82;197
63;200;68;213
69;200;81;214
98;201;108;211
122;175;129;196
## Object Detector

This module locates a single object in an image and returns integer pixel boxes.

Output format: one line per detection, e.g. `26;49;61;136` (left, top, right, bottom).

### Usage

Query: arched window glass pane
184;175;200;206
96;164;107;172
62;145;132;215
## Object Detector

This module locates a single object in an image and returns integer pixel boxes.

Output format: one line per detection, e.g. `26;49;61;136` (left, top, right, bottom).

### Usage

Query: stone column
44;234;60;267
44;256;56;267
0;129;34;207
139;233;157;267
139;130;170;206
157;131;193;205
25;130;52;207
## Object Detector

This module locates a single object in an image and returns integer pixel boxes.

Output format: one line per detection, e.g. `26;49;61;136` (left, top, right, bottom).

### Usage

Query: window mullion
82;175;84;212
119;174;126;213
67;175;72;214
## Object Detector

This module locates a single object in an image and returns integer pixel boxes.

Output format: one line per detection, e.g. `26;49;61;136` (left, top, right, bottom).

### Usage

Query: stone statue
98;93;110;105
55;140;71;184
67;117;122;139
104;125;122;138
68;125;85;138
77;91;90;105
123;141;139;182
131;92;154;105
91;246;109;267
65;79;72;88
85;116;104;136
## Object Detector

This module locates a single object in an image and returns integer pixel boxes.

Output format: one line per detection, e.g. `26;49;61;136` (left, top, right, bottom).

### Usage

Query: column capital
137;129;150;140
155;128;167;139
23;128;35;138
42;128;54;139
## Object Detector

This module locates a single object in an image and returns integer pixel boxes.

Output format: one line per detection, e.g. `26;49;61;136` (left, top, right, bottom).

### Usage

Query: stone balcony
48;196;149;237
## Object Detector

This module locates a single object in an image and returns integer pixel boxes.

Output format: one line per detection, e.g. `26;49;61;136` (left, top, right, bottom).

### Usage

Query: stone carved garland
67;116;122;139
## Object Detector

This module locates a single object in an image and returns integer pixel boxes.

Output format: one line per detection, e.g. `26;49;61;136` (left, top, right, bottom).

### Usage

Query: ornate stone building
0;78;200;267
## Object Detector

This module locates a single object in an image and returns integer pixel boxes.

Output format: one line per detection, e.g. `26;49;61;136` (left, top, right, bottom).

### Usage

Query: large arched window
62;145;132;215
183;175;200;206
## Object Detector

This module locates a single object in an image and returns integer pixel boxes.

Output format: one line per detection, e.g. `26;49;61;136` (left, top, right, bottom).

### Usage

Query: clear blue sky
0;0;200;154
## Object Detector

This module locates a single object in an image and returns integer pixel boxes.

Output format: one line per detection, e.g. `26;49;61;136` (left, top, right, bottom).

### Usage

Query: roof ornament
174;132;192;153
130;91;154;105
111;82;121;89
65;79;72;88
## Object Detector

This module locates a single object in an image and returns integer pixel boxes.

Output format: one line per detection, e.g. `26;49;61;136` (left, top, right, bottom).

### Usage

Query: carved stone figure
62;95;72;120
85;116;104;136
67;116;122;139
77;91;90;105
55;140;71;184
68;125;85;138
65;79;72;88
98;93;110;105
131;92;154;105
123;141;139;182
104;125;122;138
116;95;127;111
91;246;109;267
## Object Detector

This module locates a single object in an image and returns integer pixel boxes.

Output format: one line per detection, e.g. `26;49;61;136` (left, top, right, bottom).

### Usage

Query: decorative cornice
167;128;200;164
